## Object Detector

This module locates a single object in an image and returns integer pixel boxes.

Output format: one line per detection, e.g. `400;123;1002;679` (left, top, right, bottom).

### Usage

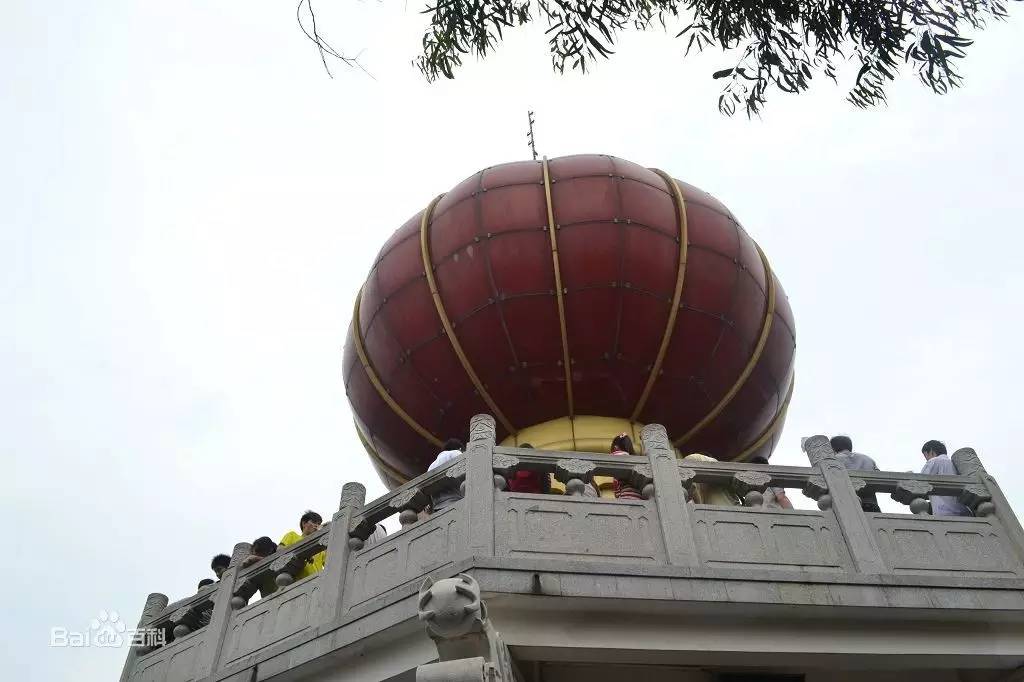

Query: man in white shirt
830;435;881;512
920;440;971;516
427;438;465;511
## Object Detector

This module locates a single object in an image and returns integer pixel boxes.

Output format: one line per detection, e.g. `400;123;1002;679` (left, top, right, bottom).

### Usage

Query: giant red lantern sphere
343;155;795;488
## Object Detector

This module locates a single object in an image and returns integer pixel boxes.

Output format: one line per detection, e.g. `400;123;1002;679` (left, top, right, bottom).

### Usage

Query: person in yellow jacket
278;510;326;580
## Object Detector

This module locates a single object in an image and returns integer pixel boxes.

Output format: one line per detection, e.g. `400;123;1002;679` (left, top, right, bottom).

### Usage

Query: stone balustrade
121;415;1024;682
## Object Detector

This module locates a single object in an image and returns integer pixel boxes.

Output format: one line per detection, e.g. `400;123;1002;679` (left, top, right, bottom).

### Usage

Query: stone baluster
390;487;430;528
465;414;498;558
732;470;772;507
802;475;832;511
642;423;699;567
953;448;1024;562
272;534;328;588
195;541;251;678
677;466;697;502
170;605;198;640
628;462;655;500
119;592;168;681
315;481;366;625
803;435;886;574
491;453;520;492
554;458;597;497
892;480;934;515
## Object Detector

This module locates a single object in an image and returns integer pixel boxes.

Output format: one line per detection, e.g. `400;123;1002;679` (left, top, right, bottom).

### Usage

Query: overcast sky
3;2;1024;680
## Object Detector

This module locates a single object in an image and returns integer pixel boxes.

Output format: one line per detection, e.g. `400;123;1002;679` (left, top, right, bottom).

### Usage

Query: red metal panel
343;155;797;485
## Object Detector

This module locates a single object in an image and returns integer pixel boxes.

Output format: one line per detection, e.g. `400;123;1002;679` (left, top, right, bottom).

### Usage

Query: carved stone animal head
417;573;486;639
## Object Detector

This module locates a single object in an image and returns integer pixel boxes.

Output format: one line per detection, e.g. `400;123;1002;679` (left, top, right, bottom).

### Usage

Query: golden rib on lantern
351;288;443;449
630;169;689;422
674;241;777;448
542;156;576;421
419;193;517;436
353;419;411;485
736;375;794;461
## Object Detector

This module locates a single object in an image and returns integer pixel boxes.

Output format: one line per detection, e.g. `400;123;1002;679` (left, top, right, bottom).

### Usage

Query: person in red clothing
505;444;551;494
609;433;643;500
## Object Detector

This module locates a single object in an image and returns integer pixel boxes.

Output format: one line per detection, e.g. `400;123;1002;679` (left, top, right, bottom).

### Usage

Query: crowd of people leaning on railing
194;432;971;605
193;512;387;614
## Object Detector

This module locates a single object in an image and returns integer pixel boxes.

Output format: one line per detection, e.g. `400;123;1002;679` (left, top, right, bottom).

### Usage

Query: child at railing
609;434;642;500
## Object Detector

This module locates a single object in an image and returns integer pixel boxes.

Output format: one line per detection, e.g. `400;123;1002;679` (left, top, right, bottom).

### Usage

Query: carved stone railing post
198;541;251;678
954;448;1024;562
119;592;168;682
803;435;886;575
314;481;366;626
465;414;497;558
641;423;699;567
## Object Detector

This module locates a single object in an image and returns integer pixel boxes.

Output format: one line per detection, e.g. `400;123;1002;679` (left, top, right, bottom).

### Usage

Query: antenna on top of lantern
527;111;538;161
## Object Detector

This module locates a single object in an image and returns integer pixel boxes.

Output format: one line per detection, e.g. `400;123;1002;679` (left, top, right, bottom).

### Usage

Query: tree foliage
396;0;1014;115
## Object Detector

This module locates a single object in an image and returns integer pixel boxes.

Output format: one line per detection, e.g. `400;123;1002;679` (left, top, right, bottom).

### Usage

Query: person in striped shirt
609;433;643;500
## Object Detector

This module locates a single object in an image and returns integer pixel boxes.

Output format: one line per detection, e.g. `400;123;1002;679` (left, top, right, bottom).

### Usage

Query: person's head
210;554;231;578
299;510;323;536
251;536;277;557
830;435;853;453
921;440;947;460
198;578;214;590
441;438;464;453
750;456;769;465
610;433;635;455
519;442;533;449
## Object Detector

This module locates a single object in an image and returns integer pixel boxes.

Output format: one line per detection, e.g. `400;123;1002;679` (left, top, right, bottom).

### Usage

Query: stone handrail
121;416;1024;682
349;452;466;539
141;580;218;630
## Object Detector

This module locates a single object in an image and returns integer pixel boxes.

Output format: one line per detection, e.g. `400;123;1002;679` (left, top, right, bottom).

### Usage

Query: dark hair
198;578;215;589
211;554;231;570
830;435;853;453
442;438;464;452
610;433;636;456
921;440;947;456
519;442;533;449
750;456;769;465
300;510;322;527
251;536;277;557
